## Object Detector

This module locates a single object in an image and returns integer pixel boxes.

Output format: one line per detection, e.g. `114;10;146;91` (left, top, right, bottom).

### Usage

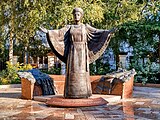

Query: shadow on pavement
0;92;21;98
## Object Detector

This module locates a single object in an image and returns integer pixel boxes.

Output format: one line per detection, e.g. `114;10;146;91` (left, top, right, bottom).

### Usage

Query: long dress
46;23;112;98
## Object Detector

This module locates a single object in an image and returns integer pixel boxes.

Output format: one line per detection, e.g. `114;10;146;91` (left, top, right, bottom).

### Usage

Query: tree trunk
24;46;28;64
8;3;15;64
9;15;14;64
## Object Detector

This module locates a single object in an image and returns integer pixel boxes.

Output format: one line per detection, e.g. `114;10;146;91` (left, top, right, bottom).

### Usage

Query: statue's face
73;11;82;22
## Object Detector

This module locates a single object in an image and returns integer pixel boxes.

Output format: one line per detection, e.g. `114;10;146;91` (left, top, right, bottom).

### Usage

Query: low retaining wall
0;84;21;89
50;75;134;99
134;83;160;88
21;75;134;99
48;75;101;95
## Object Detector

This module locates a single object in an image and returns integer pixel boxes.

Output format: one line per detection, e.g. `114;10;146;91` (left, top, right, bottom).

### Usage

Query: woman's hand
39;26;48;33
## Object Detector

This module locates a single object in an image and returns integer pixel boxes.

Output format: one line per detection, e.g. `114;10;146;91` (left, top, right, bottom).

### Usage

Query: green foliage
131;58;159;84
112;14;160;84
107;0;160;84
0;0;106;63
102;0;144;29
128;30;159;84
90;58;111;75
0;0;159;84
0;61;32;85
42;0;105;29
41;67;61;75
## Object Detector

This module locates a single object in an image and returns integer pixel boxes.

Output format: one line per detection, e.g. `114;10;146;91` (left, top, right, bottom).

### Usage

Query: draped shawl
46;24;112;64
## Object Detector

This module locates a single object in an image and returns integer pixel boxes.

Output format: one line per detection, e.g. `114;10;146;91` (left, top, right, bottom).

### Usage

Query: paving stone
135;102;145;105
109;105;122;110
83;110;103;114
0;86;160;120
0;111;21;119
151;100;160;104
152;111;159;114
93;113;105;117
84;114;96;120
74;115;87;120
64;113;74;119
77;108;84;115
96;117;112;120
137;108;151;111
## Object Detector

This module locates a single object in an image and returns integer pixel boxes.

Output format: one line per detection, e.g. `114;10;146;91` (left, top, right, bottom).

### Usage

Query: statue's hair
72;7;84;15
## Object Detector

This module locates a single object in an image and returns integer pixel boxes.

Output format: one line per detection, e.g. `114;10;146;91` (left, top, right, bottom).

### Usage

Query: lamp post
119;52;127;69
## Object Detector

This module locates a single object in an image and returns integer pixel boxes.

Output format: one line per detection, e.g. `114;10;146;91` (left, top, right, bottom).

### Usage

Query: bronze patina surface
40;7;115;99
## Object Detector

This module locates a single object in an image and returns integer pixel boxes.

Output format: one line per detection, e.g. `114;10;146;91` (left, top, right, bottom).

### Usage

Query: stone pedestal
92;76;134;99
119;54;127;68
47;75;101;94
46;95;108;107
48;75;133;99
21;78;34;99
22;74;134;100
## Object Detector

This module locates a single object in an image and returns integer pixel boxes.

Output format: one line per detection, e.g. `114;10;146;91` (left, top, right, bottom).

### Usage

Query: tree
111;0;160;83
0;0;159;83
0;0;106;65
0;0;47;64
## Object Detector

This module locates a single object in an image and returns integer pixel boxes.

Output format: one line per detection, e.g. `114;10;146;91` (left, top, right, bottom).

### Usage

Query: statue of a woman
40;7;115;99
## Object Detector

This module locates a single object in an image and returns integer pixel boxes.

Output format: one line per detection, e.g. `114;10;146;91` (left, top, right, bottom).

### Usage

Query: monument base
46;96;108;107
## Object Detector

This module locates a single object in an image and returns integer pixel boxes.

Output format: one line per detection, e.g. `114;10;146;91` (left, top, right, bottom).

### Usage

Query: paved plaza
0;86;160;120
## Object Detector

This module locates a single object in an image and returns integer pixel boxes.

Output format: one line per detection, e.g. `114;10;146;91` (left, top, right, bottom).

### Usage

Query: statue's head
72;7;84;24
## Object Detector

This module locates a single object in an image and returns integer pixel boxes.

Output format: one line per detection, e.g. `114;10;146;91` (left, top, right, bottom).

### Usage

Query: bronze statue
40;7;116;99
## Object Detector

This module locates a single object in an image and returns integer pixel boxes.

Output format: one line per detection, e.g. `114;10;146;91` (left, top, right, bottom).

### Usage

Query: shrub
42;66;61;75
0;61;32;85
130;59;159;84
90;58;111;75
